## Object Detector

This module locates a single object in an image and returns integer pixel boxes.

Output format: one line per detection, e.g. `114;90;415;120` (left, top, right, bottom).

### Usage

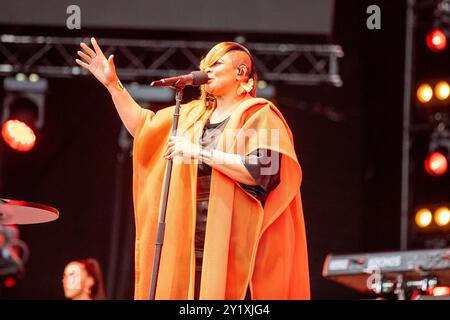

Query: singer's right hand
75;37;118;88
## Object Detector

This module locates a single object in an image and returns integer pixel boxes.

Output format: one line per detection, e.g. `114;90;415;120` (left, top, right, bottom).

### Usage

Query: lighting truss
0;34;343;87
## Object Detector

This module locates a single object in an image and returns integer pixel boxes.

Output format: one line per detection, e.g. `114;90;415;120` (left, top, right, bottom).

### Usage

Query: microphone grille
191;71;209;86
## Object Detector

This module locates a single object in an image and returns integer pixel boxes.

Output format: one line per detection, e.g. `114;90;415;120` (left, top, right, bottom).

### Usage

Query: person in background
62;258;106;300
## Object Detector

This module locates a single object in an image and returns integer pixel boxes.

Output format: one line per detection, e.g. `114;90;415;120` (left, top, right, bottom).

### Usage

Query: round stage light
417;83;433;103
434;207;450;227
415;209;433;228
429;286;450;297
426;29;447;52
1;119;36;152
425;151;448;176
435;81;450;101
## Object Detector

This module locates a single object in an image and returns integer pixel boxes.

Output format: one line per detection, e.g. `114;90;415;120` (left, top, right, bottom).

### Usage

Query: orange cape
132;97;310;299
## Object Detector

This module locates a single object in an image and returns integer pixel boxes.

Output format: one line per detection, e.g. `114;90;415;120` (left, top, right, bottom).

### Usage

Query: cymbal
0;199;59;225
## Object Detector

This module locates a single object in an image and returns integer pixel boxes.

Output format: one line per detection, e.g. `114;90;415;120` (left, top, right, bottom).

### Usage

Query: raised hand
75;37;118;88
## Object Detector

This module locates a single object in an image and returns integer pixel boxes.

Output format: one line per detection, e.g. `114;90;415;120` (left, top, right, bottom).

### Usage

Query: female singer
76;38;309;300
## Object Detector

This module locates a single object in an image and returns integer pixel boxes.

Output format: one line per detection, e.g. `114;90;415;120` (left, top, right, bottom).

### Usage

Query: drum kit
0;198;59;282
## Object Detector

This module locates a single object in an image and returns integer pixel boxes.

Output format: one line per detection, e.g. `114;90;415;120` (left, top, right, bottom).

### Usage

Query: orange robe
132;97;310;299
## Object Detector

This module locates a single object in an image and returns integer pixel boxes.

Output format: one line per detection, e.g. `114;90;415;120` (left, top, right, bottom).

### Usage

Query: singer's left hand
163;135;201;161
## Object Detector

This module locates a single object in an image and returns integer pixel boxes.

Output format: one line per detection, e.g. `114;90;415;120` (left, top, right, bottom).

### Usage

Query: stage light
3;277;16;288
415;208;433;228
1;120;36;152
429;286;450;296
417;83;433;103
426;28;447;52
256;80;276;100
29;73;39;83
15;73;26;82
1;76;47;152
257;80;268;89
425;127;450;176
434;206;450;226
416;79;450;106
425;151;448;176
425;0;450;53
435;81;450;100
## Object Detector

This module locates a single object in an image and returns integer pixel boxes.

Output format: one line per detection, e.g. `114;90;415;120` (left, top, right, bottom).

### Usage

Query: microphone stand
149;83;184;300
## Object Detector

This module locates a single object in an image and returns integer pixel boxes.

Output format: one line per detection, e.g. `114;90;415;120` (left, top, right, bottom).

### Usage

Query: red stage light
3;277;16;288
424;151;448;176
428;286;450;297
426;29;447;52
1;119;36;152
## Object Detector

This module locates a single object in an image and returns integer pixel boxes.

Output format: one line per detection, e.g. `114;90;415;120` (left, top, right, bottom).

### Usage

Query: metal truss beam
0;34;343;86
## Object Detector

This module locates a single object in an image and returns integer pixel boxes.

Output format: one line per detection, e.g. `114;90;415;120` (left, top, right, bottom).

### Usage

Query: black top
198;117;281;201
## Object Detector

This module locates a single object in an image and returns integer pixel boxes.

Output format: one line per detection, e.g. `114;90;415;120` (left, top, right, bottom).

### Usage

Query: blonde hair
199;42;257;109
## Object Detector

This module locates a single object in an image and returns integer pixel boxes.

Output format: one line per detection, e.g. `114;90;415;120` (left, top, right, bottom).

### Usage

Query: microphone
150;71;209;87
